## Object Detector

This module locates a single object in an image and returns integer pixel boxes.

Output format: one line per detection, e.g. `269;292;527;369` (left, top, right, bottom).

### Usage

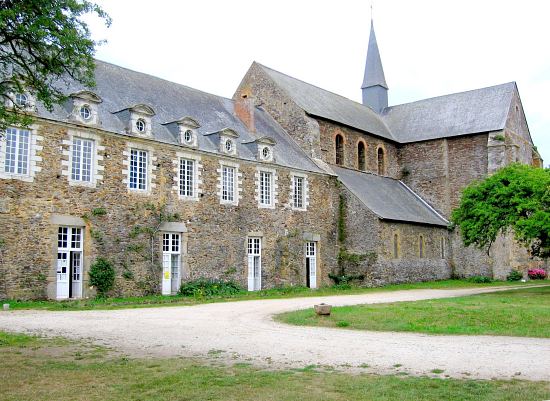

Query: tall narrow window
3;127;30;175
419;235;424;258
179;158;195;197
357;141;366;171
71;138;94;182
393;233;399;258
259;170;272;206
377;147;385;175
440;237;446;259
335;134;344;165
293;175;304;209
162;233;181;295
222;165;235;202
129;149;148;190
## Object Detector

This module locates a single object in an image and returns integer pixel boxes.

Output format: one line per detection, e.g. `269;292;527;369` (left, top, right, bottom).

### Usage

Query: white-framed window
136;119;146;133
259;170;273;206
162;233;181;295
71;137;94;182
79;105;92;121
15;93;28;107
290;173;308;211
3;127;30;175
179;158;195;197
247;237;262;291
222;165;235;202
129;148;148;190
183;130;193;144
293;176;304;209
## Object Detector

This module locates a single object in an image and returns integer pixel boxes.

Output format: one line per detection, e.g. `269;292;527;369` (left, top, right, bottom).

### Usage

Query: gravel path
1;286;549;381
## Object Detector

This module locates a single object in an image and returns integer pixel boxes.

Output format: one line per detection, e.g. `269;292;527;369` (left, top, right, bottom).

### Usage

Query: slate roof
37;60;323;174
332;166;448;226
257;64;517;144
256;63;395;141
362;21;388;89
383;82;516;143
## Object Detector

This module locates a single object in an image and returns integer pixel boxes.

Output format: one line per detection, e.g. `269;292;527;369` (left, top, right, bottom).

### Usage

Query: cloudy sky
84;0;550;164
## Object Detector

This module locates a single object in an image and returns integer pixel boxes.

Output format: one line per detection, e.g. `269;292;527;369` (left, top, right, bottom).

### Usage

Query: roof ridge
384;81;516;110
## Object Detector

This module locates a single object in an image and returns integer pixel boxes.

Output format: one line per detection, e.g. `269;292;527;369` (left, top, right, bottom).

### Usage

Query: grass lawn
277;285;550;338
0;332;549;401
1;279;542;311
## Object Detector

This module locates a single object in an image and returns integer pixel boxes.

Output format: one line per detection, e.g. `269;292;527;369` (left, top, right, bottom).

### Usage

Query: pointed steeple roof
362;20;388;89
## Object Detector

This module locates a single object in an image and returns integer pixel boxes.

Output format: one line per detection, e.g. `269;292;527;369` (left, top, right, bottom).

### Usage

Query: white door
56;227;83;299
306;241;317;289
162;233;181;295
247;237;261;291
56;251;69;299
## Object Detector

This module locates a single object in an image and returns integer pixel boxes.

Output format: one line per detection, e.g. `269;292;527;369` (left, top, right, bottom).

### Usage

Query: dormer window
243;136;276;162
136;118;146;132
68;90;102;125
79;105;92;121
162;116;200;148
15;93;28;107
114;103;155;136
183;130;193;144
225;139;234;152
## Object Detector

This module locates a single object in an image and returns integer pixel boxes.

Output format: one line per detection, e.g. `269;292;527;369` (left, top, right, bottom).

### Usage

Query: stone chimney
235;94;255;132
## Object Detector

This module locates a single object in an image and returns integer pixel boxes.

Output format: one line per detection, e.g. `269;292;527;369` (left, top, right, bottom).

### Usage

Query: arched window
393;233;399;259
335;134;344;166
419;235;424;258
377;147;385;175
357;142;366;171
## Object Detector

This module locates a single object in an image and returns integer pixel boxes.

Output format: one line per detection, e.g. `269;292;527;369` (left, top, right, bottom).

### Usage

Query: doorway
162;233;181;295
247;237;261;291
56;227;83;299
305;241;317;289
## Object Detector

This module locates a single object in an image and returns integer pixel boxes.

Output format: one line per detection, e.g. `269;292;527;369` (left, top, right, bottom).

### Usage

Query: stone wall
0;119;340;299
317;119;400;179
338;186;451;286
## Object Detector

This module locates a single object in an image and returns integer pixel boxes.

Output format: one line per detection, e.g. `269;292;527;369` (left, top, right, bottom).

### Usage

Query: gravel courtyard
1;286;549;381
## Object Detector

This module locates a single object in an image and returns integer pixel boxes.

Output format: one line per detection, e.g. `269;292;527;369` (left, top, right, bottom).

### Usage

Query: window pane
260;171;272;205
222;166;235;201
4;128;29;175
179;159;194;197
71;138;82;181
130;149;147;190
293;176;303;208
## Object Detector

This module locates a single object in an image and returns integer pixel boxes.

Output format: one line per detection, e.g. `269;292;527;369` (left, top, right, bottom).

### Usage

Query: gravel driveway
1;286;549;381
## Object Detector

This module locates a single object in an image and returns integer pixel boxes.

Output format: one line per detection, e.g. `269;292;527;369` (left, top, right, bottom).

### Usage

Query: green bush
467;275;492;283
506;270;523;281
89;258;115;297
179;279;243;298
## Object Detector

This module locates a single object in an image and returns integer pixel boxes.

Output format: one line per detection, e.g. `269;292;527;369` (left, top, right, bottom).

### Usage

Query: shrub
89;258;115;297
467;275;492;283
527;269;547;280
506;270;523;281
179;279;243;297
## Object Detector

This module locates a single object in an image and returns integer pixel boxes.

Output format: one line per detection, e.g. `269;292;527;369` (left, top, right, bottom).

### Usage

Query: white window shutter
309;256;317;289
247;255;255;291
161;253;171;295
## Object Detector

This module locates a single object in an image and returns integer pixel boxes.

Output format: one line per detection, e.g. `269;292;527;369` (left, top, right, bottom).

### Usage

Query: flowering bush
527;269;547;280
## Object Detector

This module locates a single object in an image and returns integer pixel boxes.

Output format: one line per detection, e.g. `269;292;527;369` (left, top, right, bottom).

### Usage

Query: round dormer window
79;105;92;121
136;119;146;132
225;139;233;152
15;93;28;107
262;146;271;159
184;130;193;144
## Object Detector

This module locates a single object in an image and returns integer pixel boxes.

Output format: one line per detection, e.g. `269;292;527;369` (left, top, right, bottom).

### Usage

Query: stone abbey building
0;22;544;299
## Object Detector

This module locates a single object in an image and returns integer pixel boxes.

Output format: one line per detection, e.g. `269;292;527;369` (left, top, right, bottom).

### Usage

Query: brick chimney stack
235;94;255;133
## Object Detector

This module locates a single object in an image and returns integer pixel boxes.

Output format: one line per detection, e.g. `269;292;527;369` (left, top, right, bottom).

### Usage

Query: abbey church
0;21;544;299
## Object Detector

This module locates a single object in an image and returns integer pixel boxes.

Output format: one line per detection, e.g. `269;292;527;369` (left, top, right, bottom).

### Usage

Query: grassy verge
277;286;550;338
1;279;543;311
0;332;548;401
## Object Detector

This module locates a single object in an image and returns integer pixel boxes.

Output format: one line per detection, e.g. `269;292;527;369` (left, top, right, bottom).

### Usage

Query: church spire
361;19;388;113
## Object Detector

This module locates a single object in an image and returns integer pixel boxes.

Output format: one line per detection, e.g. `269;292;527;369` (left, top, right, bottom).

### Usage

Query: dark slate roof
257;63;516;145
37;60;323;174
382;82;516;143
332;166;448;226
362;21;388;89
256;63;395;141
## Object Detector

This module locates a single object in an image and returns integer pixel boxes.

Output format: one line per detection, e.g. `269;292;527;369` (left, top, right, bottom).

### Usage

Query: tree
0;0;110;130
451;164;550;258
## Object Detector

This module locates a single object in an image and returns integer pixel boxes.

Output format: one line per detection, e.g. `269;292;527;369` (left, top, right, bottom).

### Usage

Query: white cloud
84;0;550;164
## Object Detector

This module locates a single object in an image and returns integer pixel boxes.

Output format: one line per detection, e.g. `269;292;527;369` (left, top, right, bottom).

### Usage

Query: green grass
1;279;541;311
278;286;550;338
0;332;548;401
